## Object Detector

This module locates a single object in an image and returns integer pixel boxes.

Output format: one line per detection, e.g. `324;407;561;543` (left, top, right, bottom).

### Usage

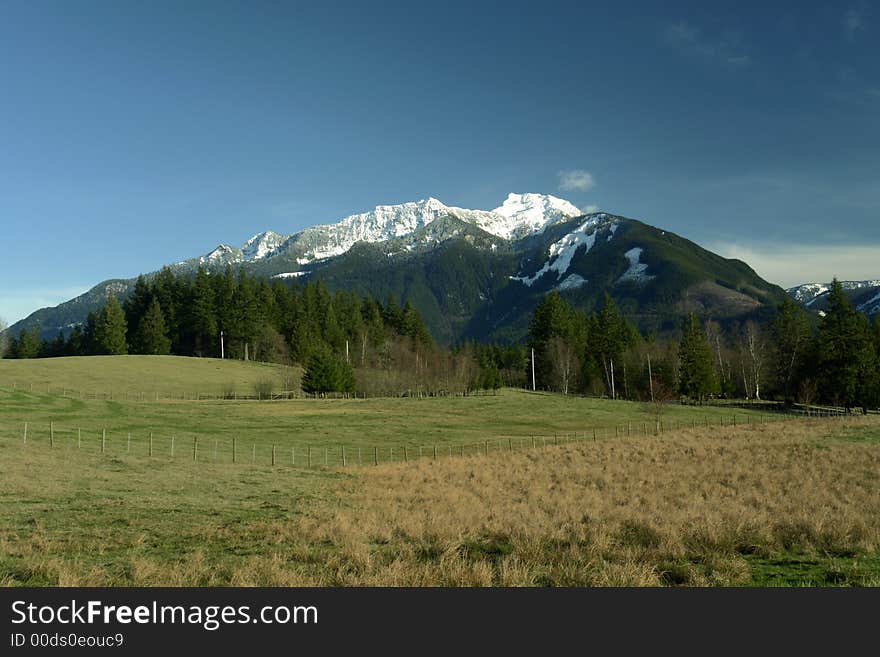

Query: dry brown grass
265;416;879;586
3;416;879;586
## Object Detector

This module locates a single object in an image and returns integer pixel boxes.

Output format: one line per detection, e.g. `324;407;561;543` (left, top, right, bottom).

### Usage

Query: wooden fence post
291;447;295;466
252;443;256;464
23;422;27;444
308;446;313;468
50;422;55;448
343;446;347;467
433;445;437;460
374;446;378;466
101;429;106;454
171;436;175;458
272;444;276;466
193;437;199;461
485;440;489;456
324;448;328;466
403;447;408;462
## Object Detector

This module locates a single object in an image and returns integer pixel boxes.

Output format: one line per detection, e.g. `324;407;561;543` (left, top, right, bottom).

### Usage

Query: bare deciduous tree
744;321;767;400
645;379;676;434
549;336;579;395
0;316;7;358
798;378;818;414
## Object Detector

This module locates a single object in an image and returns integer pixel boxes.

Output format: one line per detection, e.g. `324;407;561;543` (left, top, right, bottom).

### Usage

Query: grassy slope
0;355;299;398
0;383;780;466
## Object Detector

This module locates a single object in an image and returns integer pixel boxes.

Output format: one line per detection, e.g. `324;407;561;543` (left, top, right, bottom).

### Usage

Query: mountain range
6;192;830;344
786;280;880;316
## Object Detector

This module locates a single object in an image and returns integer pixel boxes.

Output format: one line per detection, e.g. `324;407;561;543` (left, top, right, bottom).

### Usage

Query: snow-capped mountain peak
483;193;582;240
242;230;286;261
195;193;583;268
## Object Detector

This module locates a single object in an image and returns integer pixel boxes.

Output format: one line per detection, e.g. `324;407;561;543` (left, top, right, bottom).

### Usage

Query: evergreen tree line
5;267;433;389
5;273;878;407
525;280;880;412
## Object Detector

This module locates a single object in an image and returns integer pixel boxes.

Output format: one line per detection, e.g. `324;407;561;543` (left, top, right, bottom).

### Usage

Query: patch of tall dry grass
249;417;880;586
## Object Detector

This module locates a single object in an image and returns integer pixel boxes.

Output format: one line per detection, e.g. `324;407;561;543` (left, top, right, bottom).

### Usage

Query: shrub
302;349;356;394
253;378;274;400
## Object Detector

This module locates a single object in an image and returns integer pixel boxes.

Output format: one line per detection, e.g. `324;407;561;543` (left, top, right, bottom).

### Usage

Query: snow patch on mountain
196;193;581;268
242;231;286;261
272;271;310;279
201;244;241;265
617;247;654;285
857;290;880;314
510;214;613;287
557;274;587;291
482;193;582;240
787;280;880;306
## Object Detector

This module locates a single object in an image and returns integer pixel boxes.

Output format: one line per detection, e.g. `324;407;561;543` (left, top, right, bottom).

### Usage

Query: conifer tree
677;313;718;403
94;295;128;355
528;290;576;389
138;298;171;355
772;297;811;404
124;275;153;350
815;279;875;410
13;324;41;359
190;267;217;356
301;348;356;394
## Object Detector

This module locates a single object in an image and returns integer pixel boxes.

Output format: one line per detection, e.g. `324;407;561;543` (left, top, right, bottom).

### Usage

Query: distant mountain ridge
7;193;789;344
787;280;880;316
192;193;581;270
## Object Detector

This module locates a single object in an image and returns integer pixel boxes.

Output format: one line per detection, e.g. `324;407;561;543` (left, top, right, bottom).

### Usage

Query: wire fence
0;382;504;402
1;409;851;470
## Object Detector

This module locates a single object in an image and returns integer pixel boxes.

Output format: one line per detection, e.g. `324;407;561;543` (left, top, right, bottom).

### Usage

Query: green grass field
0;356;781;466
0;355;300;399
1;355;877;587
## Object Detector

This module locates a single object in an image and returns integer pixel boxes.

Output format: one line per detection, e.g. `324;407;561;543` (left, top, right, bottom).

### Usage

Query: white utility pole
531;348;536;391
610;357;616;400
220;330;224;359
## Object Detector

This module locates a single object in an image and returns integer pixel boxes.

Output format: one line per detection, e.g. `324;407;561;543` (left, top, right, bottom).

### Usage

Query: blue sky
1;1;879;324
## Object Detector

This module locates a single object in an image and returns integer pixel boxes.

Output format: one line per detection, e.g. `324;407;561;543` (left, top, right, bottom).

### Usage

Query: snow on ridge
293;193;581;264
617;247;654;285
483;192;582;240
242;230;286;261
511;215;613;287
857;290;880;313
272;271;310;279
788;280;880;304
557;274;587;291
197;193;583;267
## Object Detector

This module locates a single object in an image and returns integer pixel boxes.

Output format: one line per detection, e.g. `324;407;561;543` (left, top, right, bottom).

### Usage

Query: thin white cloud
663;21;750;67
843;8;863;40
558;169;596;192
709;243;880;289
581;204;600;214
